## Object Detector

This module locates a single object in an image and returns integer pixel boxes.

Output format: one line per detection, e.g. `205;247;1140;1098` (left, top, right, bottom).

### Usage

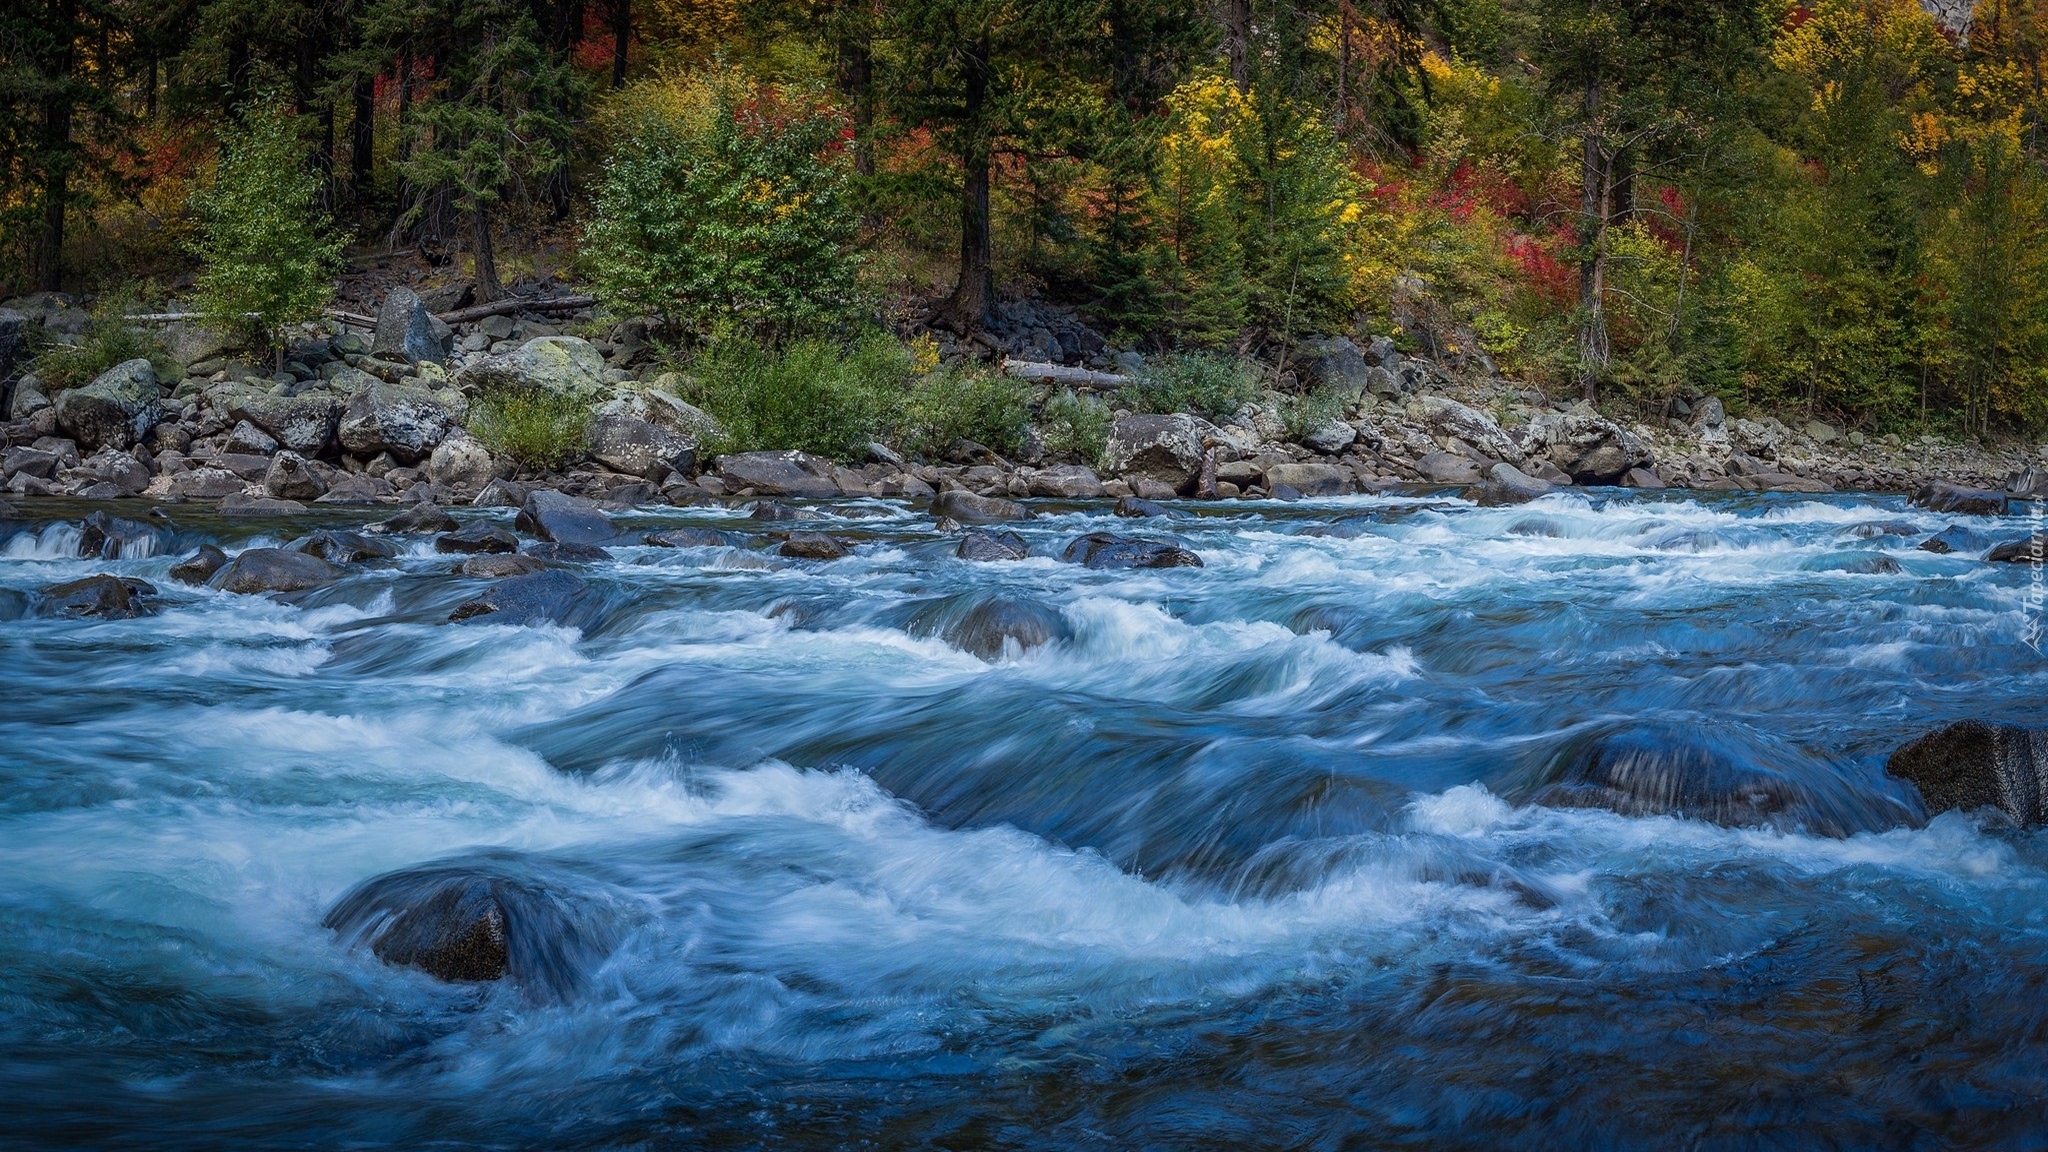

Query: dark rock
54;359;158;450
1986;534;2048;563
460;553;547;578
521;541;613;563
450;569;596;627
1887;721;2047;826
586;414;695;480
376;503;461;535
715;450;839;498
779;532;849;559
1269;484;1303;501
1114;495;1172;518
516;489;616;547
913;597;1071;660
209;548;344;594
371;285;448;366
932;489;1028;524
435;521;519;554
747;500;819;522
1060;531;1203;570
1848;520;1919;538
644;527;732;548
1910;481;2007;516
218;493;308;516
37;574;157;619
339;380;456;461
297;530;398;563
1528;722;1914;837
78;511;161;560
264;451;327;501
1917;525;1984;555
957;529;1029;561
169;544;229;584
224;420;278;456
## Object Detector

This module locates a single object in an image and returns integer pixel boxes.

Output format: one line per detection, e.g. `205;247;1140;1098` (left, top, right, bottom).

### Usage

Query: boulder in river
933;489;1028;524
296;530;398;564
1910;481;2007;516
209;548;343;594
1986;534;2048;564
78;511;161;560
36;574;157;619
957;529;1028;561
1061;532;1203;570
1518;411;1650;484
644;527;732;548
218;494;308;516
714;450;839;498
168;544;228;585
376;503;460;535
1475;462;1557;506
1886;721;2047;826
1102;414;1205;490
516;489;615;547
460;553;546;578
1261;462;1351;497
779;532;850;560
435;521;519;554
1525;722;1916;837
1114;496;1173;518
450;569;596;627
263;451;327;501
521;541;612;563
915;596;1071;660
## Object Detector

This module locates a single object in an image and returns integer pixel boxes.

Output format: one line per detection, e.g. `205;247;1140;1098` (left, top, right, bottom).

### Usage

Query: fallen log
123;309;378;328
1000;359;1130;391
435;295;596;325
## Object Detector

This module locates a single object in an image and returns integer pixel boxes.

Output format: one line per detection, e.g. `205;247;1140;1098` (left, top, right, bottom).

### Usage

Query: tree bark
472;201;503;303
939;36;993;333
351;74;375;190
1576;76;1610;403
1222;0;1251;92
612;0;631;88
836;32;875;178
35;0;77;292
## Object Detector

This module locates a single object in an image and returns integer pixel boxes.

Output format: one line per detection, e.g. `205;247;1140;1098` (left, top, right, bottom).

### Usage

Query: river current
2;488;2044;1150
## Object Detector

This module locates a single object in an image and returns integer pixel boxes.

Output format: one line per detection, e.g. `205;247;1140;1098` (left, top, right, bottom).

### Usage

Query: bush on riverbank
468;385;591;470
29;301;179;393
682;334;905;461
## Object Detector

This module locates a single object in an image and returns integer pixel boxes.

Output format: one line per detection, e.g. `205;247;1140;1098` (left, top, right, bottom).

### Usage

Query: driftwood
1000;358;1130;391
436;294;596;325
123;309;378;328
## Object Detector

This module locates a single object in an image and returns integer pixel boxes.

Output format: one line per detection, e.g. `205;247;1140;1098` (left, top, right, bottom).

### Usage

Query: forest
2;0;2045;435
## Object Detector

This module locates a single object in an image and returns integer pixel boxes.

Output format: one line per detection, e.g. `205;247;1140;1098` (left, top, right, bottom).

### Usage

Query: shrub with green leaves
30;301;179;392
188;104;344;357
1119;353;1263;419
1036;388;1113;462
583;66;861;342
467;386;591;471
901;367;1031;458
1282;386;1349;439
683;333;906;462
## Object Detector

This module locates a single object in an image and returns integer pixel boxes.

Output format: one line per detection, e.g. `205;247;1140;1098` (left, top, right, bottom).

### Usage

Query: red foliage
1503;225;1580;309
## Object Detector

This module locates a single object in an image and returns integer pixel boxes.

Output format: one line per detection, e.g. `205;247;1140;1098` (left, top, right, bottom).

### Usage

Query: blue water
2;489;2045;1150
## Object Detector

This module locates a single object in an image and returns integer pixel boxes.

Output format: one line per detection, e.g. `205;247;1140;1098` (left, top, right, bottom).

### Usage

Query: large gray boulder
263;451;327;501
208;380;346;455
1296;336;1370;396
1910;481;2007;516
585;414;695;480
1517;411;1651;484
515;489;616;546
450;569;598;628
339;380;457;461
1102;413;1206;488
1025;463;1106;499
55;359;159;450
1414;396;1523;464
454;336;607;400
1262;461;1351;496
372;286;449;366
209;548;343;594
933;489;1028;523
1887;721;2047;826
427;433;497;490
715;450;840;498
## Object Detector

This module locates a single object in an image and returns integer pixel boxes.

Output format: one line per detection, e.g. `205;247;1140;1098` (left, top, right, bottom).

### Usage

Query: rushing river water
2;488;2045;1150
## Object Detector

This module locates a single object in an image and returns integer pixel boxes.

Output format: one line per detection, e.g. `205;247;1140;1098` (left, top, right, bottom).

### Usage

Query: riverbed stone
169;544;229;584
427;433;496;491
516;489;615;546
645;527;732;548
54;359;158;451
436;521;519;554
264;451;327;501
372;285;447;366
779;532;850;560
943;597;1071;659
37;574;157;619
586;414;695;481
1103;414;1206;489
1060;532;1203;570
1887;721;2047;826
209;547;343;593
957;529;1029;561
1025;464;1106;499
714;450;840;498
1910;481;2007;516
1986;534;2048;563
296;530;397;564
376;503;461;534
933;489;1028;524
450;569;595;627
339;380;456;461
460;553;546;578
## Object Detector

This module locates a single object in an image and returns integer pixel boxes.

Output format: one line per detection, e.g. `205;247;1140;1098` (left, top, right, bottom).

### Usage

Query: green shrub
1282;385;1349;438
583;66;861;341
188;103;344;356
468;385;591;470
31;302;179;392
900;366;1031;458
1119;352;1263;419
1036;387;1113;462
683;333;907;461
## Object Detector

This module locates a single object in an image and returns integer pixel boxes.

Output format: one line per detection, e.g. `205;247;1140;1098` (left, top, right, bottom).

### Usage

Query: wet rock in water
36;574;157;619
460;553;546;578
1506;515;1566;538
322;855;615;998
218;493;308;516
644;527;732;548
779;532;849;560
169;544;229;584
297;530;398;564
1026;464;1106;499
516;489;615;547
1917;525;1984;555
1986;534;2048;563
209;548;344;594
958;529;1029;561
1416;452;1484;485
1525;722;1915;837
376;503;461;535
78;511;161;560
450;569;595;627
1261;462;1350;497
747;500;818;522
1475;462;1556;506
1804;552;1903;575
1886;721;2048;827
1061;532;1203;570
715;450;839;498
521;541;612;563
1640;527;1728;552
933;489;1028;524
1910;481;2007;516
1113;495;1173;518
435;521;519;554
1848;520;1919;539
934;598;1071;660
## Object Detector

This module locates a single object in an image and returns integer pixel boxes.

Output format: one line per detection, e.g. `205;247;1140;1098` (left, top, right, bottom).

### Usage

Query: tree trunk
1222;0;1251;92
472;202;503;303
1576;76;1610;403
612;0;631;88
35;0;76;292
836;33;875;178
351;74;374;190
939;37;993;333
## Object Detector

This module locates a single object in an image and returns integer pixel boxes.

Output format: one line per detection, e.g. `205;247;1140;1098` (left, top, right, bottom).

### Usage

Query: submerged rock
1061;532;1203;570
1887;721;2047;827
933;489;1028;524
78;511;161;560
435;521;518;554
1917;525;1985;555
296;530;398;564
957;529;1029;561
1113;496;1173;518
460;553;547;578
168;544;229;585
779;532;849;560
644;527;732;548
1986;534;2048;564
516;490;615;547
908;595;1072;659
37;574;157;619
209;548;343;594
1525;722;1916;837
450;569;596;627
1910;481;2007;516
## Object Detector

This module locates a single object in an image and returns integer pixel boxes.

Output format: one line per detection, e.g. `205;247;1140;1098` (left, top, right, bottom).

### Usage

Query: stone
264;451;327;501
1910;481;2007;516
214;452;276;481
516;490;616;546
314;473;394;504
1414;396;1522;464
453;336;607;400
472;478;529;510
1690;396;1726;429
521;541;612;564
1060;532;1203;570
372;285;446;366
2;446;57;480
1301;420;1358;455
932;489;1028;524
1296;336;1371;394
224;420;278;456
295;530;397;564
37;574;156;619
1417;452;1484;484
1102;414;1206;488
1024;464;1106;499
779;532;850;560
460;553;547;578
82;449;151;497
218;494;308;516
931;597;1071;660
1475;462;1556;505
1887;721;2048;826
872;472;937;499
436;521;520;554
209;547;343;593
1261;462;1351;496
1114;496;1173;518
1986;534;2048;563
1127;476;1179;502
957;529;1029;561
169;544;229;584
644;527;732;548
377;504;461;534
585;414;695;480
1806;420;1839;443
1518;411;1652;484
427;434;496;490
1622;467;1666;489
715;450;840;498
450;570;597;627
54;359;158;451
210;382;345;456
339;380;457;461
747;500;820;522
